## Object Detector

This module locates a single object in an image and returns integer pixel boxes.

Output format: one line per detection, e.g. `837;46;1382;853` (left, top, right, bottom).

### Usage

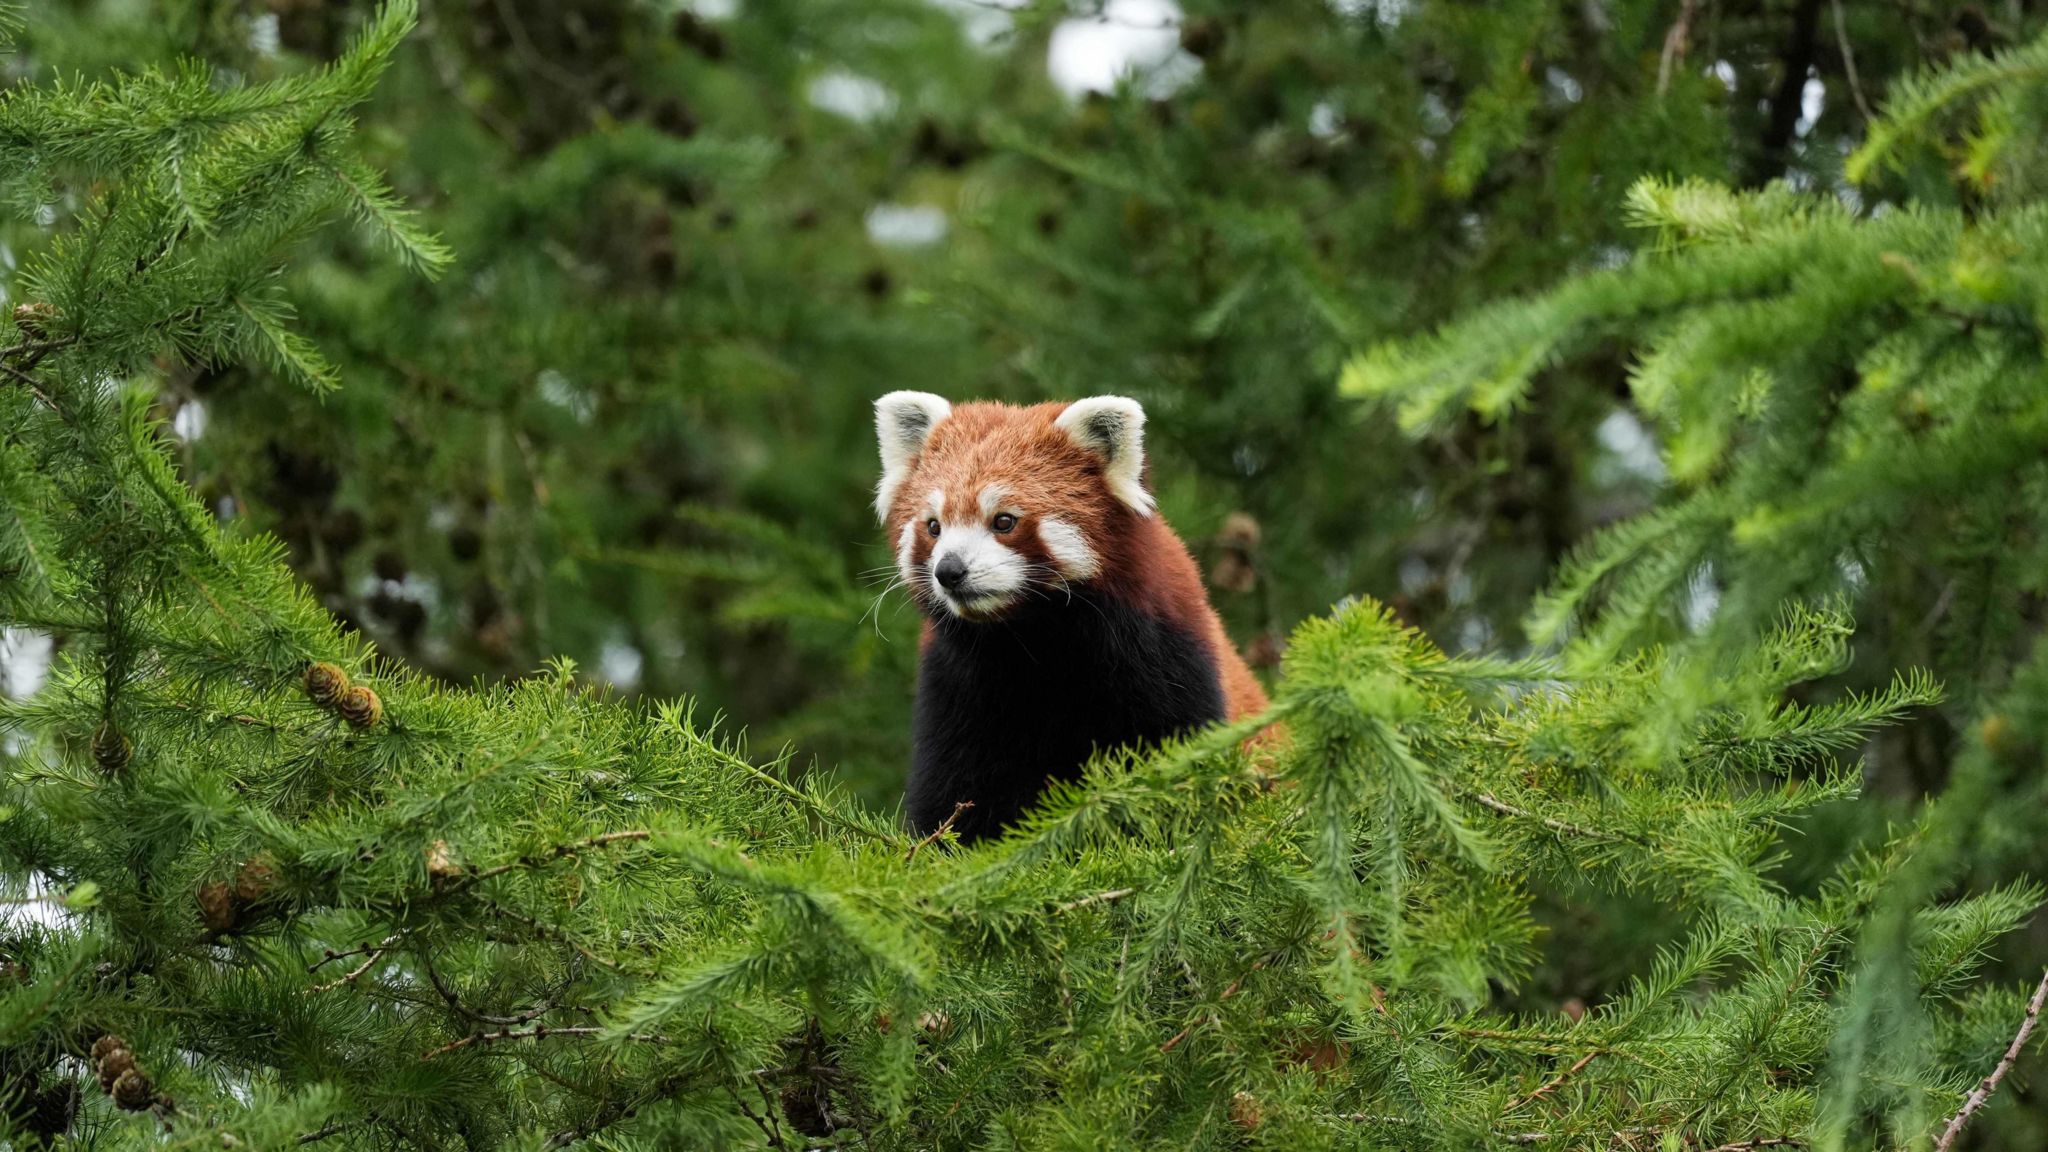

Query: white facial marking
977;484;1009;518
896;517;918;583
1037;517;1101;581
928;521;1029;617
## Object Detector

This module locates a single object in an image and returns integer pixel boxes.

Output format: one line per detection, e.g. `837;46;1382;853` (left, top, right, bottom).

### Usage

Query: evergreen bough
1;7;2043;1152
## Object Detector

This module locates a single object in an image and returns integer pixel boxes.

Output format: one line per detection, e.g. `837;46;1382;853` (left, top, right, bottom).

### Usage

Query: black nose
934;554;969;591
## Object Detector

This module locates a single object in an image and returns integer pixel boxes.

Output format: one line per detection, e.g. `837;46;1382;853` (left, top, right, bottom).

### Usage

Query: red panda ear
1055;396;1154;516
874;391;952;522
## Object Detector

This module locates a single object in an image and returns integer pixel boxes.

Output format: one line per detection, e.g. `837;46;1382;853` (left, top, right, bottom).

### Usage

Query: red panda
875;392;1268;843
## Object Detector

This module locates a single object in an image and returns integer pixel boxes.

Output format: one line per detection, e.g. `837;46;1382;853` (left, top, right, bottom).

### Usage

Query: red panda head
874;392;1153;621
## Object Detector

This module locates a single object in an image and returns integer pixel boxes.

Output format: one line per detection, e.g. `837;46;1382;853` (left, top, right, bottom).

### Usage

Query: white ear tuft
1054;395;1154;516
874;391;952;522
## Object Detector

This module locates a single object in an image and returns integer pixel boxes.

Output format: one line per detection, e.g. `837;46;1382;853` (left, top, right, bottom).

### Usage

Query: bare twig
308;934;404;974
1471;792;1635;844
905;802;973;862
1830;0;1877;123
1503;1049;1601;1113
462;829;652;885
416;945;555;1026
1933;966;2048;1151
1658;0;1703;94
296;1119;361;1145
473;895;635;973
1055;887;1134;913
421;1025;669;1060
1159;949;1282;1052
308;948;391;994
724;1083;787;1149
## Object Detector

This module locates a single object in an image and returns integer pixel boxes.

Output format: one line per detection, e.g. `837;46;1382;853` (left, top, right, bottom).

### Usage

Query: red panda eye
926;519;941;538
992;513;1017;533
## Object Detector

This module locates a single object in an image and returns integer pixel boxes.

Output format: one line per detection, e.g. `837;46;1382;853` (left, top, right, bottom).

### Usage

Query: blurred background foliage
20;0;2022;798
8;0;2048;1137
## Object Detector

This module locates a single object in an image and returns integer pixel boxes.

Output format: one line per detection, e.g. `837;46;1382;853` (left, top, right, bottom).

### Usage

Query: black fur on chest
905;593;1225;843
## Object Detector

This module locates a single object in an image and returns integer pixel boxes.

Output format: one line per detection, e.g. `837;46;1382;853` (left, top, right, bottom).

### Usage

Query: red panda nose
934;554;969;591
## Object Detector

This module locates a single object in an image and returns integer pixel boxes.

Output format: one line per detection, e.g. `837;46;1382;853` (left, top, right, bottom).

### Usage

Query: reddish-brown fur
885;400;1268;721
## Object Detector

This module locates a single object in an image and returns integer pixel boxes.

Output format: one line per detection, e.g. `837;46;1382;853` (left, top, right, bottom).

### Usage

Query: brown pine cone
109;1068;155;1112
425;840;461;882
94;1047;136;1094
91;724;132;774
336;684;383;729
1227;1090;1263;1131
12;301;56;339
232;856;278;903
198;882;236;933
303;661;350;706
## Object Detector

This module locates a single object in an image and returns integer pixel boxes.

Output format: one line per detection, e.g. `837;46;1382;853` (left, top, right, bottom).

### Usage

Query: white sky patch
866;203;949;247
1331;0;1409;26
1795;72;1825;138
1;872;79;934
248;12;281;57
598;639;644;692
538;368;595;423
1709;60;1737;91
1;627;52;699
1545;66;1583;105
1419;90;1455;136
1683;564;1721;632
1309;100;1345;139
1457;615;1493;654
1398;555;1431;595
809;70;897;123
1596;409;1665;483
681;0;738;16
172;399;208;442
1838;554;1868;594
1046;0;1200;101
353;573;442;611
929;0;1024;45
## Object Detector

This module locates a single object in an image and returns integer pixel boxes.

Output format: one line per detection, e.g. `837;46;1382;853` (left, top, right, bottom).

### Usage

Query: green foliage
7;1;2048;1150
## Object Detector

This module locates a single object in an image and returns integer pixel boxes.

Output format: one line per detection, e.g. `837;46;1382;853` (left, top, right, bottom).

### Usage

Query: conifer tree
12;0;2048;1139
29;0;2026;806
6;3;2048;1151
1348;27;2048;1146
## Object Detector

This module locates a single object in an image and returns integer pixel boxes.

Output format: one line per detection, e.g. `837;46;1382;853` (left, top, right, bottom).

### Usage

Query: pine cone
94;1046;136;1094
1208;552;1256;594
425;840;461;882
12;301;56;339
232;855;277;903
1216;511;1262;552
1227;1090;1263;1132
25;1080;80;1142
198;881;237;934
89;1035;128;1064
91;723;132;774
1243;630;1284;670
337;684;383;729
109;1068;155;1112
303;661;350;706
779;1082;834;1138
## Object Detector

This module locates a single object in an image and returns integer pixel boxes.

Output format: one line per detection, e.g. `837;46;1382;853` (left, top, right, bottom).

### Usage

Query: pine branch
1933;967;2048;1151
